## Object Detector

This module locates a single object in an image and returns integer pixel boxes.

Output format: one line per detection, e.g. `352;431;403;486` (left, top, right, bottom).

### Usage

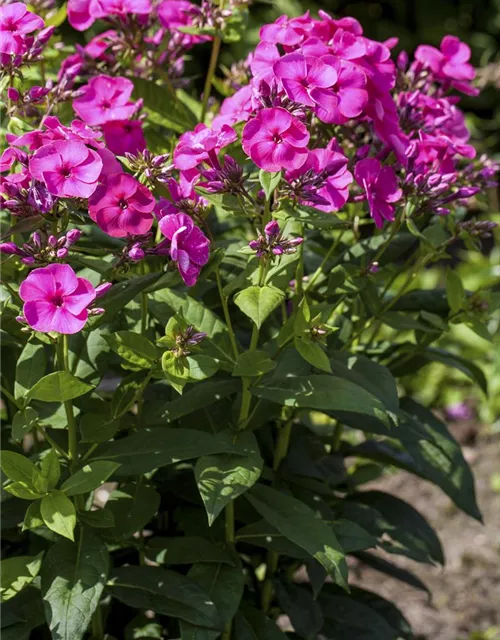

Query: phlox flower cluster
0;6;498;338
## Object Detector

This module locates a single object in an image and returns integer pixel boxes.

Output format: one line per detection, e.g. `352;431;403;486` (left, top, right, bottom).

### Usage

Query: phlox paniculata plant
0;2;498;639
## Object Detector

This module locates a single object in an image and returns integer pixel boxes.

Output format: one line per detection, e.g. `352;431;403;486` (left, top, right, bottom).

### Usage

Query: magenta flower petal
63;277;96;314
19;268;57;301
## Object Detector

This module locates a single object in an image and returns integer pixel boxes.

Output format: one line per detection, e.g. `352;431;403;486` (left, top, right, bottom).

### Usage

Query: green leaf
79;508;115;529
275;581;323;639
93;272;162;327
102;482;160;540
347;491;443;565
187;354;220;382
111;371;149;419
246;484;347;588
349;587;413;639
79;413;120;443
60;461;120;496
0;214;43;241
234;285;285;328
251;375;391;426
234;606;288;639
195;432;263;525
1;552;44;602
40;491;76;540
147;537;233;566
151;289;234;365
27;372;94;403
259;170;282;200
445;268;465;313
11;407;38;441
294;336;332;373
4;481;44;500
232;350;277;377
0;450;39;485
91;428;242;476
106;331;157;368
399;398;481;520
132;77;197;134
320;590;398;639
180;561;244;638
40;448;61;490
1;586;45;639
109;566;224;630
41;529;109;640
276;204;346;230
23;500;44;530
44;2;67;26
410;347;487;395
15;342;46;400
146;380;240;425
355;551;430;594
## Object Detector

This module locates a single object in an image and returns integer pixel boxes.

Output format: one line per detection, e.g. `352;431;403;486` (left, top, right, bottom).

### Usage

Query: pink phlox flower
242;107;310;173
354;158;402;228
415;35;477;95
68;0;151;30
312;11;363;42
173;124;237;182
73;75;138;126
311;58;368;124
413;135;475;175
19;263;97;334
260;13;313;48
286;141;353;212
0;3;44;55
158;213;210;286
29;140;103;198
102;120;146;156
273;52;338;108
89;173;155;237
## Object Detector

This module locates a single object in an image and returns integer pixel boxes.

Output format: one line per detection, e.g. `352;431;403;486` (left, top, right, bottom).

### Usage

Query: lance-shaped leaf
246;484;347;588
15;342;46;399
27;372;94;403
1;552;44;602
109;566;224;630
40;491;76;541
61;461;121;496
105;331;158;368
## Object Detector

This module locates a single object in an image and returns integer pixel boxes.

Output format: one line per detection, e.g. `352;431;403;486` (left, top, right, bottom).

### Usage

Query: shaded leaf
61;461;121;496
234;285;285;328
28;372;94;403
1;552;44;602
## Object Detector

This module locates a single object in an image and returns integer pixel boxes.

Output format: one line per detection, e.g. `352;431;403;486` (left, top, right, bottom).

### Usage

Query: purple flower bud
21;256;36;265
287;237;303;247
456;186;480;198
32;232;42;248
57;248;68;258
368;261;380;274
27;183;54;213
16;315;27;324
95;282;112;298
128;246;145;262
445;402;473;421
405;142;418;159
272;246;284;255
89;307;105;316
397;51;409;71
427;174;442;188
48;235;57;247
0;242;23;255
35;26;55;47
65;229;81;246
248;240;260;250
7;87;19;102
264;220;280;240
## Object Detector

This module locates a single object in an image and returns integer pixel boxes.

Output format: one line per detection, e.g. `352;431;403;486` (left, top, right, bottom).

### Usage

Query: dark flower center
118;198;128;209
101;100;111;109
51;293;65;307
61;166;72;178
273;134;283;144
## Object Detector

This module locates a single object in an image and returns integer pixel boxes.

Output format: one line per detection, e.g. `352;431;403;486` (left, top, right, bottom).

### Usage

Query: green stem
200;35;221;123
331;422;343;452
91;606;104;640
0;384;20;409
215;268;239;360
305;229;346;293
261;418;293;613
140;292;148;335
36;426;70;459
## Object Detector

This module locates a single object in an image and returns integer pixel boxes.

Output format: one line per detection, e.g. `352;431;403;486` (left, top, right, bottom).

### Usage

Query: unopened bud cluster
249;220;303;260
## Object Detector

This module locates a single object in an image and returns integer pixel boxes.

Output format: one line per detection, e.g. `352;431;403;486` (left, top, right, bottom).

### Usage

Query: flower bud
7;88;20;102
65;229;81;246
0;242;22;255
57;248;69;258
264;220;280;240
95;282;112;297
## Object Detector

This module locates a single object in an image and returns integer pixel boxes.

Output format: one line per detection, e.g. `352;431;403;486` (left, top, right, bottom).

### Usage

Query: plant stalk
200;35;221;123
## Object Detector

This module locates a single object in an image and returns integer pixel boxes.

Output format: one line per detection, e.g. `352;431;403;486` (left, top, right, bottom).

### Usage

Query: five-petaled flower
89;173;156;237
73;75;138;126
29;140;103;198
242;107;310;173
0;3;44;55
19;263;97;334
